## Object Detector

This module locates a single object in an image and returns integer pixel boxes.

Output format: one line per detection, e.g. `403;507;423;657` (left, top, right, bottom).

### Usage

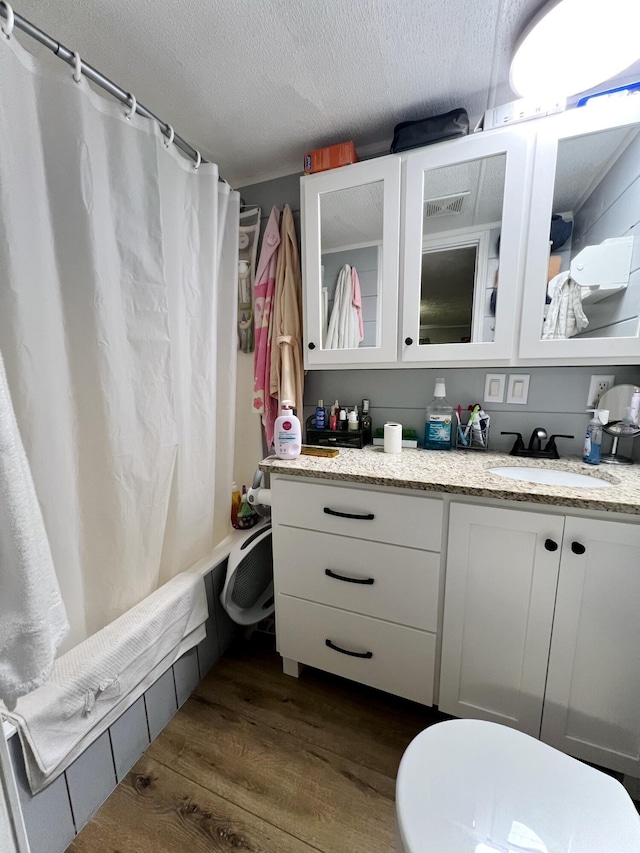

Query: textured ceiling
11;0;640;188
10;0;550;186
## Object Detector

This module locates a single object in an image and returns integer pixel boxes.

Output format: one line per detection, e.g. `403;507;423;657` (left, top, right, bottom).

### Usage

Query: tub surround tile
260;447;640;514
109;698;150;782
173;647;200;707
197;619;220;679
210;559;239;656
196;571;220;678
144;668;178;742
8;734;75;853
65;731;116;831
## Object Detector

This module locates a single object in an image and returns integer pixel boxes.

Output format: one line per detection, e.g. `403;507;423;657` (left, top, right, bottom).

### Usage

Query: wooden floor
69;635;446;852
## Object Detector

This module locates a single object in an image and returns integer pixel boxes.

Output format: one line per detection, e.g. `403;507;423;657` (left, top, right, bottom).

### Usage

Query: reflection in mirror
598;384;640;465
320;182;383;349
541;124;640;342
419;154;506;344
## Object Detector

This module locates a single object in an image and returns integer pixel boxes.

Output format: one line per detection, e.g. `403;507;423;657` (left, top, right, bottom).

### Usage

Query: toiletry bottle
348;410;358;431
424;378;453;450
339;407;347;431
316;398;326;429
630;387;640;425
274;400;302;459
583;414;602;465
231;482;242;529
237;485;258;528
361;399;372;445
329;405;338;431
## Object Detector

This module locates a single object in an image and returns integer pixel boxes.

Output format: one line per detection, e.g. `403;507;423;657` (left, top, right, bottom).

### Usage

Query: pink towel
351;266;364;342
253;207;280;445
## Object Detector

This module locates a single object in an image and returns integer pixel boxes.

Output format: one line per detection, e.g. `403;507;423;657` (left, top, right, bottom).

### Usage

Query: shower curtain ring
125;93;137;120
1;2;15;38
193;150;201;171
163;123;175;149
73;51;82;83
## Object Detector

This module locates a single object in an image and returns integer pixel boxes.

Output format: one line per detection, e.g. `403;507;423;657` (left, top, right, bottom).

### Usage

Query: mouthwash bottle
424;378;453;450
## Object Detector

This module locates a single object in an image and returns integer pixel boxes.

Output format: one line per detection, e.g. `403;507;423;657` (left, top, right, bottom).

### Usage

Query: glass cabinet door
402;130;531;363
301;156;401;367
519;99;640;363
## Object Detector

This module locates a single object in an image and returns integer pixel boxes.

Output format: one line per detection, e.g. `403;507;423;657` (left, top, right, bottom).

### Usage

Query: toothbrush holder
455;413;490;451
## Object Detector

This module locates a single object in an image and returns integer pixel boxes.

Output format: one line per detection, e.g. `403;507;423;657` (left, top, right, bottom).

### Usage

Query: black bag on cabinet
390;108;469;153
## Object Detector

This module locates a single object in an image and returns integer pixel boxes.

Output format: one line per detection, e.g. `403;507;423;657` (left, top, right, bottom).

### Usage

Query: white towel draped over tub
2;570;208;793
0;351;69;711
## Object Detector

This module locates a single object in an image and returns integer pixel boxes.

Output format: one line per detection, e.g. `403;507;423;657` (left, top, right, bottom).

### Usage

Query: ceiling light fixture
510;0;640;100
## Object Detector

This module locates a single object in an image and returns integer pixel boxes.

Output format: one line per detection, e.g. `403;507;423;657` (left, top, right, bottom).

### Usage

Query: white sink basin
488;466;613;489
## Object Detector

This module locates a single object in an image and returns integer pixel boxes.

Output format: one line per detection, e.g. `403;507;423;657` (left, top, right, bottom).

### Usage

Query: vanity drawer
272;479;443;551
277;595;436;705
273;527;440;631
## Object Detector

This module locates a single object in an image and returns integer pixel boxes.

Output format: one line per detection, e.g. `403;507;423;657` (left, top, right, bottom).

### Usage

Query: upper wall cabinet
401;130;531;364
519;99;640;364
301;156;401;367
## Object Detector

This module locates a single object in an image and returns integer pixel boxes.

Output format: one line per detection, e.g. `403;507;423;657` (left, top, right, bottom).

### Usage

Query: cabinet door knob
405;337;413;346
571;541;586;555
544;538;558;552
308;342;316;350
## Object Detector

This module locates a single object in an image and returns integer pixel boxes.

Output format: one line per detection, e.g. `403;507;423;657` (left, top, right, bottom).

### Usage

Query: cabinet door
401;129;531;364
519;99;640;364
541;516;640;775
301;156;401;367
440;503;563;736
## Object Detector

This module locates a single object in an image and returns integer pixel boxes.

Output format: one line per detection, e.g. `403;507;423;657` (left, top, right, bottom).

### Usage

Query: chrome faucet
501;428;574;460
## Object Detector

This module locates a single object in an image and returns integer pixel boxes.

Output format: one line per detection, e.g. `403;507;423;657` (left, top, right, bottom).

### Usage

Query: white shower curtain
0;36;239;651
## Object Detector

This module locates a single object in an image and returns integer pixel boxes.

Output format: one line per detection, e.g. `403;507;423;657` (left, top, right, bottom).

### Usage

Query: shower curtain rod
0;3;208;168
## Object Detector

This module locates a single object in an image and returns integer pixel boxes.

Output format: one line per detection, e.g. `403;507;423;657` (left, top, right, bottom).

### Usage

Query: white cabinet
541;516;640;776
519;98;640;365
401;128;531;364
439;503;564;736
301;156;401;367
441;501;640;774
301;100;640;368
301;130;532;369
270;476;443;705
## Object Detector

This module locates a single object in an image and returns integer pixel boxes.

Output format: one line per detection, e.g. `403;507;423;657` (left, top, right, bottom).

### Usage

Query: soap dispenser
274;401;302;459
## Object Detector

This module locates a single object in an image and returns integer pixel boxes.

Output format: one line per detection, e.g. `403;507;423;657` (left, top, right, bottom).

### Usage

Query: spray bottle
274;401;302;459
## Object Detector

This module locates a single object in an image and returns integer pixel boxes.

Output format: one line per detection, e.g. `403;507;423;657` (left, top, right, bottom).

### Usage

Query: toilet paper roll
384;422;402;454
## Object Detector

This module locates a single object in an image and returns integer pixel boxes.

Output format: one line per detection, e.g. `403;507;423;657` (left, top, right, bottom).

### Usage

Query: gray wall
241;173;640;460
303;366;640;458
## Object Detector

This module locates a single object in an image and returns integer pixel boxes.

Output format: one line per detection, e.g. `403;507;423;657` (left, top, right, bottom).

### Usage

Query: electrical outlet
587;375;615;407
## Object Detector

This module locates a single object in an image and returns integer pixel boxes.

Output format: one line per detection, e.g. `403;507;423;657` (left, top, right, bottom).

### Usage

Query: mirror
539;124;639;342
418;153;506;344
319;182;383;349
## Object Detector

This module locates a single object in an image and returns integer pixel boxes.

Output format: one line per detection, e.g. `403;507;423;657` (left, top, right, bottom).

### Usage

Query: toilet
396;719;640;852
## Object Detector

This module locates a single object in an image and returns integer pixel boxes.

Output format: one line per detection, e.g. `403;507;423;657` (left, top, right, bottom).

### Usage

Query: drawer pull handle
323;507;375;521
325;568;375;585
571;541;586;555
544;539;558;552
325;639;373;659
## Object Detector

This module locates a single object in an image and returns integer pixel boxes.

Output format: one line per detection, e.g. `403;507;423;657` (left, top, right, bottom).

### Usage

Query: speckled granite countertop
259;447;640;515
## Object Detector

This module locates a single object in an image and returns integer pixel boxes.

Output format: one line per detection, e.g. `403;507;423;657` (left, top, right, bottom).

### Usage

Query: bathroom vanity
261;448;640;778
